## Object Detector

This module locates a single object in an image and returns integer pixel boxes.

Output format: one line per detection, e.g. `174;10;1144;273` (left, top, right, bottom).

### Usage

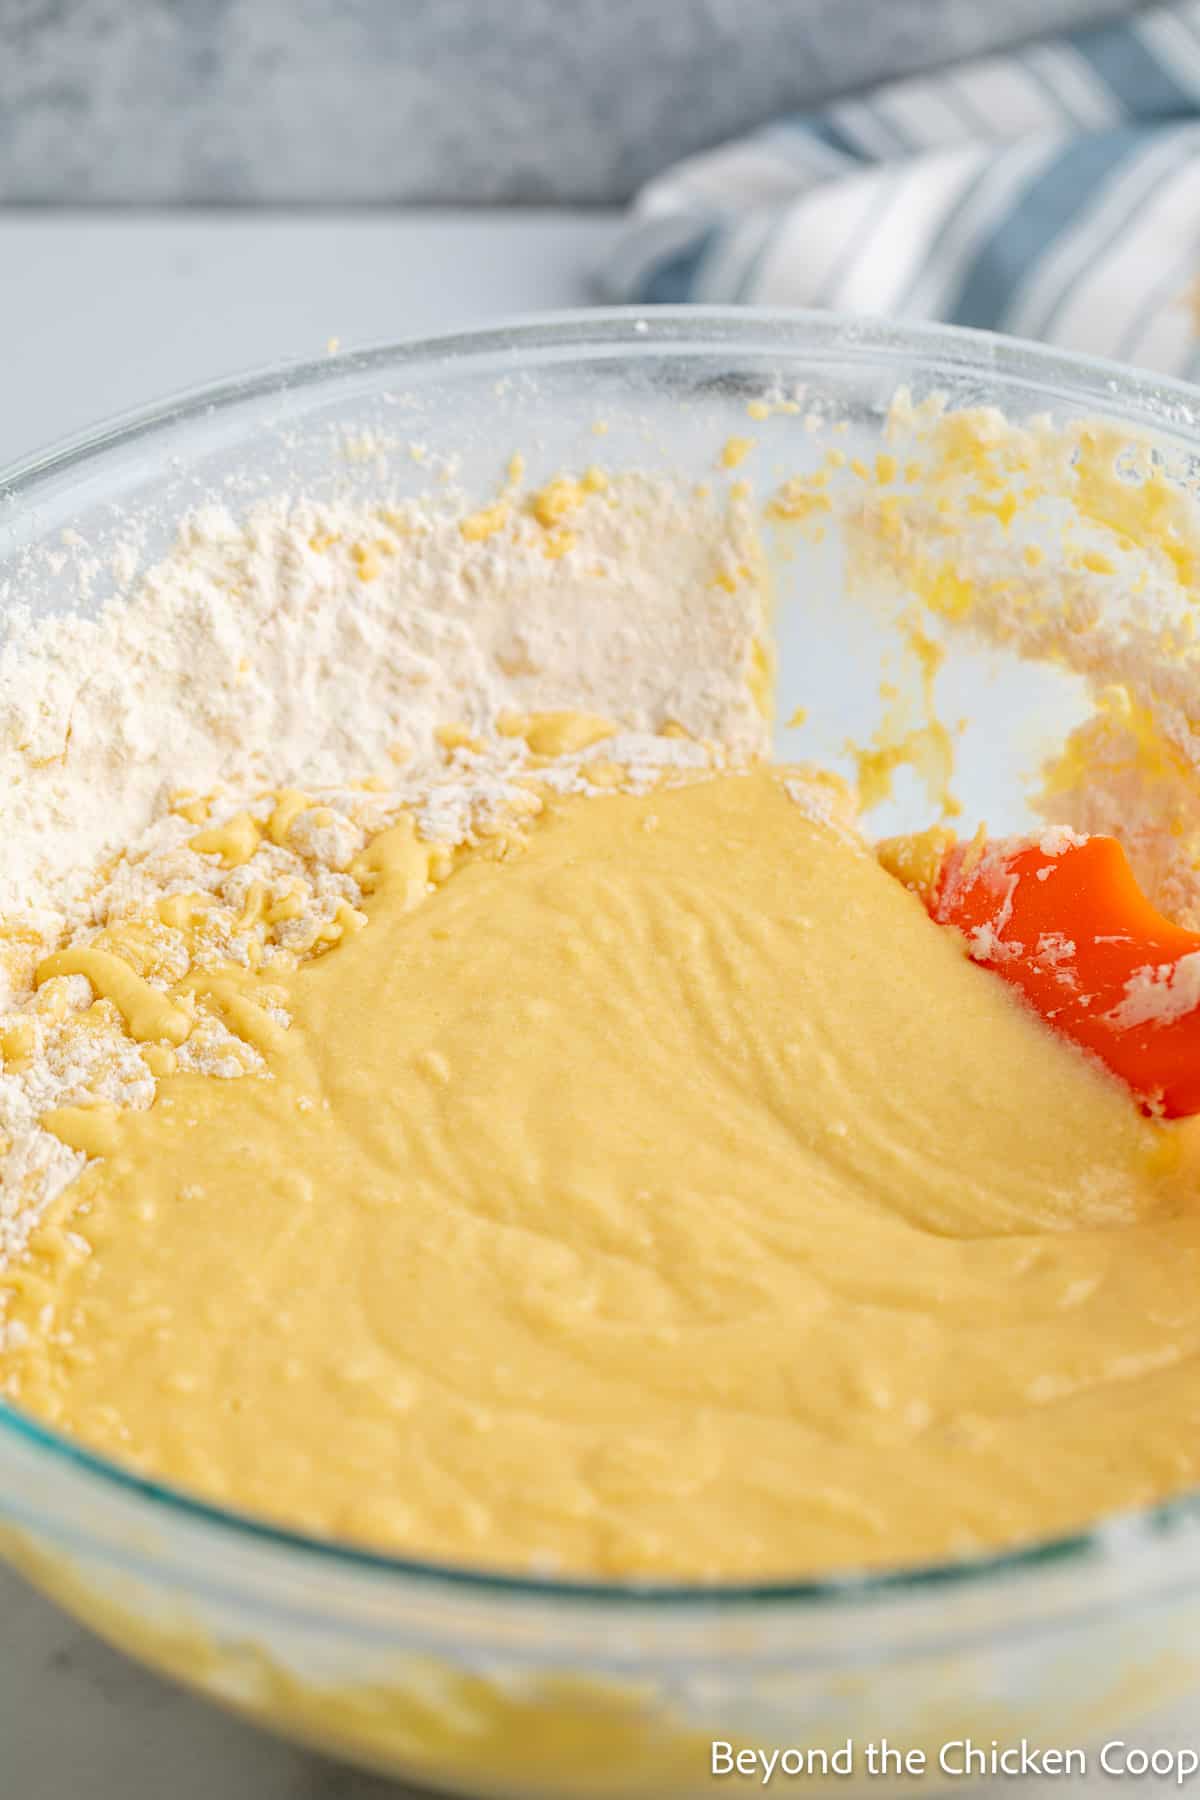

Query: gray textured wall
1;0;1147;204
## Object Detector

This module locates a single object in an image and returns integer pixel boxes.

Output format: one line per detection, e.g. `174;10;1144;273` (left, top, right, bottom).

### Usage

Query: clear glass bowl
3;309;1200;1797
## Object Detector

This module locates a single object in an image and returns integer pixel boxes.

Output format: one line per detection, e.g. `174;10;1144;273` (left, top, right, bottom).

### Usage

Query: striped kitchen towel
601;2;1200;378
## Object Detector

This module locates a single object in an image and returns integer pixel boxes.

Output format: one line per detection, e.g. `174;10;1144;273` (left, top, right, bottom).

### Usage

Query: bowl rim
3;302;1200;500
3;302;1200;1614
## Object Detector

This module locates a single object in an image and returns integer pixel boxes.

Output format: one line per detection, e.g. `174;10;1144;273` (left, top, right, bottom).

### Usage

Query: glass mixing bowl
3;310;1200;1797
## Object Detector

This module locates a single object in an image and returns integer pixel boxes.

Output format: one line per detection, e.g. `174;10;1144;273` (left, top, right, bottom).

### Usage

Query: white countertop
0;208;622;471
2;210;1198;1798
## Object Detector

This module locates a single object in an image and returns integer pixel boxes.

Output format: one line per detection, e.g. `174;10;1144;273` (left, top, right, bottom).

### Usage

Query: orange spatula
894;830;1200;1117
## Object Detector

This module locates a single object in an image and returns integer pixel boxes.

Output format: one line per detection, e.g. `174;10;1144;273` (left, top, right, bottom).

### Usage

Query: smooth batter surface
5;768;1200;1577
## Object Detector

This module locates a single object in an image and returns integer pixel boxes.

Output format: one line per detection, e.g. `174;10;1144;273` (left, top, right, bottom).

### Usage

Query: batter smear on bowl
3;433;1200;1581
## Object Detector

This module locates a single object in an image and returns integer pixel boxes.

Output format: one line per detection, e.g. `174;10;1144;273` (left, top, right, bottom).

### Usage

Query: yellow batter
4;765;1200;1578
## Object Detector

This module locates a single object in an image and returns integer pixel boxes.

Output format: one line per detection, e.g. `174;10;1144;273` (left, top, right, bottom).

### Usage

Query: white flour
0;472;765;923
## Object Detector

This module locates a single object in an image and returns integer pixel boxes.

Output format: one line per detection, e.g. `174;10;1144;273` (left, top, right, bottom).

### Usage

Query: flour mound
0;473;767;923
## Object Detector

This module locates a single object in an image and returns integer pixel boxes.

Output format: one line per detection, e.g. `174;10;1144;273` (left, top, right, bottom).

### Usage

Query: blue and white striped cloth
601;2;1200;378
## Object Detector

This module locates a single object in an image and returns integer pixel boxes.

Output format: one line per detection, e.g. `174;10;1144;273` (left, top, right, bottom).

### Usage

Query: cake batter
3;762;1197;1578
